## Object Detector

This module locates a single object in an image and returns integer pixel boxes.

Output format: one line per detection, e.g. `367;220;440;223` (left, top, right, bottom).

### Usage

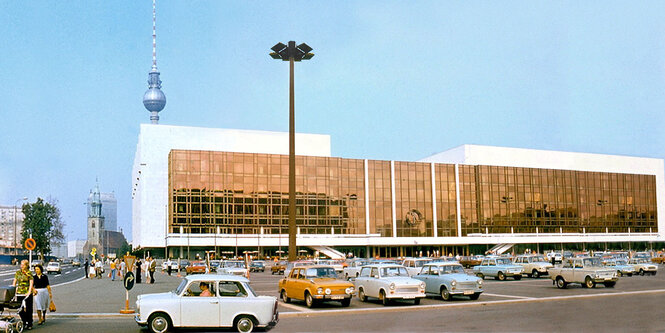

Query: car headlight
477;279;483;286
451;280;457;286
317;287;323;294
389;283;396;290
420;282;426;289
325;288;331;295
346;287;355;294
594;274;599;278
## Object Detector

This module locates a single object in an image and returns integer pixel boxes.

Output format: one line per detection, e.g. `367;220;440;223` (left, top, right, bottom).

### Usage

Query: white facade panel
132;124;331;250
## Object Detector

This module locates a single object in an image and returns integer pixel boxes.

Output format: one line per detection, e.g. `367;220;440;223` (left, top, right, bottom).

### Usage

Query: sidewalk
50;270;183;314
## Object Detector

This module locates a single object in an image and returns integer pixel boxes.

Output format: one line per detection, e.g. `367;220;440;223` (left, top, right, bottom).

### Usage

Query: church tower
86;181;105;255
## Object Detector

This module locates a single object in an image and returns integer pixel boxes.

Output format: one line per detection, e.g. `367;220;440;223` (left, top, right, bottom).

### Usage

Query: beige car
513;255;553;278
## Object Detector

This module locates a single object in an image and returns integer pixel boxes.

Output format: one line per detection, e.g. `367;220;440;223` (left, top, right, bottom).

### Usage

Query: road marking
3;278;13;282
65;271;71;274
276;288;665;318
279;301;314;312
51;276;85;288
482;293;532;299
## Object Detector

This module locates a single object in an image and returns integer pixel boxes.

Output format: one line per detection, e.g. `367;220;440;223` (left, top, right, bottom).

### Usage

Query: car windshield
583;258;602;267
496;258;512;265
532;256;546;262
415;260;431;267
634;259;647;264
305;267;337;278
48;263;58;266
439;265;465;274
175;279;188;294
380;266;409;277
226;261;246;268
616;260;627;265
193;262;205;267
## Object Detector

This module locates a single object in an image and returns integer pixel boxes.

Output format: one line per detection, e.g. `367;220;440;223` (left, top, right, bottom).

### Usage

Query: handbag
49;300;56;312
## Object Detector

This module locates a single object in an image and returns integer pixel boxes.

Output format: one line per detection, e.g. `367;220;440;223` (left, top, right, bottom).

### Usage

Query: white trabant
342;259;370;280
218;260;249;278
513;255;553;278
354;264;426;306
628;258;658;276
46;261;61;274
135;274;278;333
401;258;433;277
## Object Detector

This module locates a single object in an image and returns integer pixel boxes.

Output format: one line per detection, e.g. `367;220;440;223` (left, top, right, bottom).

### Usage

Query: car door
368;267;381;297
423;266;439;294
218;280;251;327
180;280;220;327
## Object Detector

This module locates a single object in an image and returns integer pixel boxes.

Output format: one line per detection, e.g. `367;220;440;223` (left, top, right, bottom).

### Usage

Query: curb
42;313;135;318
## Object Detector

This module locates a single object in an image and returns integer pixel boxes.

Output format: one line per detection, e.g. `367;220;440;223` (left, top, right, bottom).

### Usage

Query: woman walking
12;259;33;330
135;258;142;284
33;264;52;326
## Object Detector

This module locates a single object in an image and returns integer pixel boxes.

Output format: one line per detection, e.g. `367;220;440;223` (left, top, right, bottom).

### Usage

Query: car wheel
469;293;481;300
532;270;540;278
413;298;420;305
148;313;171;333
280;290;290;303
617;271;622;277
584;276;595;288
234;315;256;333
271;271;275;275
344;273;349;280
341;298;351;307
604;281;616;288
379;290;390;306
639;269;645;276
555;276;567;289
440;286;451;301
305;292;315;308
476;273;484;280
358;288;367;302
497;272;506;281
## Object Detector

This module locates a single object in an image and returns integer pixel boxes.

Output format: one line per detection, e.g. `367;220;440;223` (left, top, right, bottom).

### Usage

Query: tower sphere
143;85;166;112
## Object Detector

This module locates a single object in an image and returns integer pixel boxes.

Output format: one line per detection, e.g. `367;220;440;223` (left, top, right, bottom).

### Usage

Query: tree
21;197;65;260
116;240;132;258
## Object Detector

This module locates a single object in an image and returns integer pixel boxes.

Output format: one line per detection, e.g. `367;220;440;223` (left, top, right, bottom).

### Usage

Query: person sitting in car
199;282;212;297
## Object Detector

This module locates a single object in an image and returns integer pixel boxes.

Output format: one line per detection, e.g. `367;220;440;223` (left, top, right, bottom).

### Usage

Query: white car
218;260;249;278
135;274;278;333
342;259;370;280
161;260;180;271
354;264;426;305
401;258;433;277
46;262;61;274
628;258;658;276
513;255;553;278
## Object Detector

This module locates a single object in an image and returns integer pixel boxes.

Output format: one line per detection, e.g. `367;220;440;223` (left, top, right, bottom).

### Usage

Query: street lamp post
270;41;314;262
13;197;28;255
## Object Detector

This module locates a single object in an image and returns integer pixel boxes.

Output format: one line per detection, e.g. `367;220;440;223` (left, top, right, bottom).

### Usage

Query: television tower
142;0;166;124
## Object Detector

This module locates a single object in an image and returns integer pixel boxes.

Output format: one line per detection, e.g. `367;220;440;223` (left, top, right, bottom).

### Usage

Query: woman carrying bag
33;264;53;325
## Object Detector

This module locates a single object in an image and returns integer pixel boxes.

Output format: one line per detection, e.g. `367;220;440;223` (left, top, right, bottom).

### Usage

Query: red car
185;261;207;274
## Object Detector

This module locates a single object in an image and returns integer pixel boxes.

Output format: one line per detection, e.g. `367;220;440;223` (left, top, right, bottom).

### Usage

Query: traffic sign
24;238;36;251
123;272;135;291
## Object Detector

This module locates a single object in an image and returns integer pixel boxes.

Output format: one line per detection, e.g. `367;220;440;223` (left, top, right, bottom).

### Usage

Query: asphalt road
0;263;86;287
28;264;665;332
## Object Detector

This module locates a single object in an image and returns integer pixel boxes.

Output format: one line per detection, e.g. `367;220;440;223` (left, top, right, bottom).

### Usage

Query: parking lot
246;265;665;314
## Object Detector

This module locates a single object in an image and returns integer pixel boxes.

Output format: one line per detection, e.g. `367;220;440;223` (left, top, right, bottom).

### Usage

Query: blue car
472;257;523;281
414;263;483;301
602;259;635;277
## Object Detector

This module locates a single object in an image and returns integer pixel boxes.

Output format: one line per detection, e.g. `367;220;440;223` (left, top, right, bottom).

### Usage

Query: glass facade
169;150;658;238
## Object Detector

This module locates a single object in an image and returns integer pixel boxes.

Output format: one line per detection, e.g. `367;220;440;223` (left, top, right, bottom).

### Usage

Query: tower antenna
143;0;166;124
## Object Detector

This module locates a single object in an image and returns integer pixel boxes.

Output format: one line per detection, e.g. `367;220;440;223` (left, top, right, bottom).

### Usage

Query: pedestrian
89;260;96;278
95;259;103;279
119;259;126;279
12;259;33;330
110;259;117;281
84;259;89;279
148;257;156;284
33;264;52;326
135;259;142;284
167;259;172;276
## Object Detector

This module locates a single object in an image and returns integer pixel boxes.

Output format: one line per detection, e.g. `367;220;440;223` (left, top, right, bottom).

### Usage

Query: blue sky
1;1;664;243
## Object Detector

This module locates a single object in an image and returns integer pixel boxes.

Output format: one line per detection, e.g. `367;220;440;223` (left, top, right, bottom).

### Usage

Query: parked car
513;255;553;278
271;261;287;275
284;261;314;277
250;261;265;273
161;260;180;271
135;274;278;333
218;261;248;278
458;256;483;269
652;255;665;265
354;264;426;305
472;257;523;281
414;263;483;301
313;259;345;273
628;258;658;276
342;259;370;280
401;258;433;277
278;266;354;308
186;261;207;274
46;262;61;274
31;259;43;268
549;257;618;289
179;259;190;271
602;259;635;277
72;260;81;267
546;252;563;263
209;260;221;272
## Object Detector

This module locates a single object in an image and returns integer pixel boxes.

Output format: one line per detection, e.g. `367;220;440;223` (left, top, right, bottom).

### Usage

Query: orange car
186;261;207;274
278;265;354;308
